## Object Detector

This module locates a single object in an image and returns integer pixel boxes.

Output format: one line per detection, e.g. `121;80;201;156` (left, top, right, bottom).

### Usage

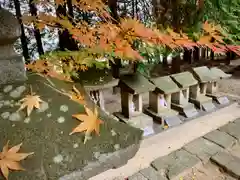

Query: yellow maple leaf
18;93;43;116
70;106;104;144
0;141;34;180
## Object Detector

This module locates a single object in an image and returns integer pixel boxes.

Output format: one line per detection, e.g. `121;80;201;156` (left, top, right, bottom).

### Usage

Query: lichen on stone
93;152;100;159
47;113;52;117
73;143;79;148
60;105;69;112
3;85;13;93
111;129;117;136
114;144;120;150
36;101;49;113
57;116;65;123
9;85;26;98
24;117;31;123
3;100;11;106
9;112;22;121
53;154;64;164
1;112;10;119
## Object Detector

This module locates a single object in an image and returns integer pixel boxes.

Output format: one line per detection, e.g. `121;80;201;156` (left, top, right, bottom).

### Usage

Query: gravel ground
218;77;240;97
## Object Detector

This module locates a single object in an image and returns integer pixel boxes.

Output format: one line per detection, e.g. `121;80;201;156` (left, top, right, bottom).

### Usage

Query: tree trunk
226;51;231;65
201;48;206;60
56;3;78;51
171;55;181;74
29;0;44;56
13;0;30;62
210;50;214;60
67;0;74;18
193;47;200;62
184;49;193;64
108;0;119;22
162;56;168;68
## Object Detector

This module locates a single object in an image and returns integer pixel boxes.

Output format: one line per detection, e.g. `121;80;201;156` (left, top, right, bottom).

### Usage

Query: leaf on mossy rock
0;141;34;180
17;93;44;117
70;106;104;144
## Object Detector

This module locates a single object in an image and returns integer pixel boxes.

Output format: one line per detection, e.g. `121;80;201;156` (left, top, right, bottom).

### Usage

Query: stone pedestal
171;89;198;118
189;83;216;112
206;81;230;105
170;72;199;118
190;66;217;112
0;8;27;85
205;67;232;105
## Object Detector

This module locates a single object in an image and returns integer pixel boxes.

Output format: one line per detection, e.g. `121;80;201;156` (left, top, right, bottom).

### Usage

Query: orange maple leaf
18;92;44;117
0;141;34;180
70;106;104;144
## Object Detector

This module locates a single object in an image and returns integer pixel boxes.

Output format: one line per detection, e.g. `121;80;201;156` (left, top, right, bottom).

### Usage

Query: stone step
211;151;240;179
128;166;168;180
151;149;201;180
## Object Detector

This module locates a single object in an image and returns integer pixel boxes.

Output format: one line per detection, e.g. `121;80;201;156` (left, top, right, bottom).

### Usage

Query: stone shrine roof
151;76;180;94
210;67;232;79
192;66;219;83
119;73;155;94
171;71;198;88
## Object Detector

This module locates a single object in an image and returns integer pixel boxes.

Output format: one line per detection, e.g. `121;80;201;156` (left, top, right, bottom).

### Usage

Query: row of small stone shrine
86;66;231;136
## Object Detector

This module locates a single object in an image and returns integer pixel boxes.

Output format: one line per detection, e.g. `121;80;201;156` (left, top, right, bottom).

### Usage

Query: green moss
78;67;114;86
0;73;142;180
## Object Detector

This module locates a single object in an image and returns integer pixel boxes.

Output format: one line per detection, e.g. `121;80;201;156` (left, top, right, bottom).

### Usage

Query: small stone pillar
121;90;143;118
0;8;26;85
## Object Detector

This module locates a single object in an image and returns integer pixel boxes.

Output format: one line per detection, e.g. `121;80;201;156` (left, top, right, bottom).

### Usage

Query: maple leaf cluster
22;0;240;77
0;141;34;179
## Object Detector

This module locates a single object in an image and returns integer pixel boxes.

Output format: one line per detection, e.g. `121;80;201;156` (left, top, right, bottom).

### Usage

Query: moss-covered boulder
0;73;142;180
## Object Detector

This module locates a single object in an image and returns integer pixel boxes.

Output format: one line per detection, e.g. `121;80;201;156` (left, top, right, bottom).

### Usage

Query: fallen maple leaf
18;92;43;117
70;106;104;144
0;141;34;180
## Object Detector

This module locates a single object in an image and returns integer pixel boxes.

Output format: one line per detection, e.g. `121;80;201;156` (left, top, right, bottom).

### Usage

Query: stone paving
127;117;240;180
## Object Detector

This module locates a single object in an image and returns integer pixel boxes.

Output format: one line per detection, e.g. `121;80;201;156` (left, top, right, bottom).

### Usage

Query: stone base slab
114;112;154;137
144;107;182;127
171;102;198;118
206;93;230;105
190;96;216;112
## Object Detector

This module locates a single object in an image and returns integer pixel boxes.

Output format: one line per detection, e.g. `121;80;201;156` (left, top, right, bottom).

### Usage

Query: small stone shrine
206;67;232;105
84;79;119;111
145;76;182;127
0;8;142;180
114;73;155;137
170;71;199;118
190;66;217;111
